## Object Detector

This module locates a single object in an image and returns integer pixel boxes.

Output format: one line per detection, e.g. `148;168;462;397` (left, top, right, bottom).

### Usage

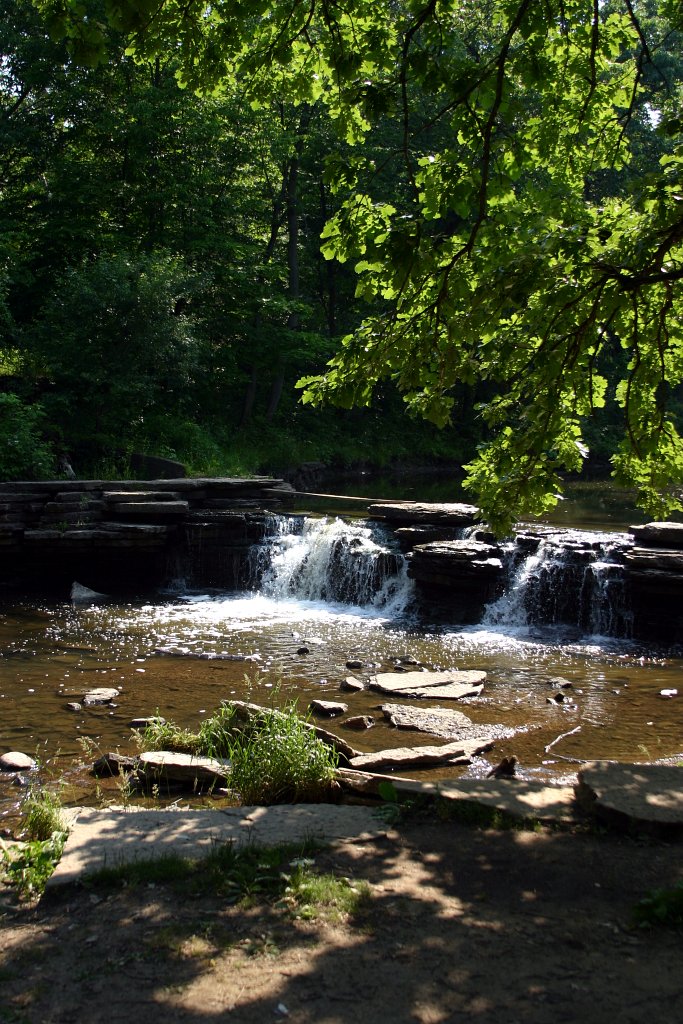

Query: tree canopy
27;1;683;530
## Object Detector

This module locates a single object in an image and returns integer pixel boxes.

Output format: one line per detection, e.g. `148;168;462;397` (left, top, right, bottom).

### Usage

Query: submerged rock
380;703;510;742
343;715;375;731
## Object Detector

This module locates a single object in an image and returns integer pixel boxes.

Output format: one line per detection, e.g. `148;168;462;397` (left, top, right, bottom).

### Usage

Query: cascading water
483;529;633;636
250;515;414;614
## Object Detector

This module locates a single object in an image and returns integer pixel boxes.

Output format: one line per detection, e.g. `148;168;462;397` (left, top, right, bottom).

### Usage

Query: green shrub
0;393;55;480
136;718;201;755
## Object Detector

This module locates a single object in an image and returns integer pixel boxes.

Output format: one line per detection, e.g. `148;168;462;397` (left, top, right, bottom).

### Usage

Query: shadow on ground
2;819;682;1024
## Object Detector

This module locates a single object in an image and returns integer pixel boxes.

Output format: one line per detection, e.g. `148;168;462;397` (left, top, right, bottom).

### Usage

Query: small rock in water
309;699;348;717
82;687;119;706
92;752;138;777
341;676;365;692
344;715;375;731
546;692;566;705
66;702;82;712
546;676;573;689
346;659;364;670
297;646;311;656
0;751;37;771
129;716;167;729
486;755;518;778
71;581;110;606
659;689;678;699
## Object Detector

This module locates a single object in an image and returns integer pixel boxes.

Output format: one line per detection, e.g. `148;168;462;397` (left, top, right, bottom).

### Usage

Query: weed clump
1;788;68;899
633;881;683;928
134;699;339;805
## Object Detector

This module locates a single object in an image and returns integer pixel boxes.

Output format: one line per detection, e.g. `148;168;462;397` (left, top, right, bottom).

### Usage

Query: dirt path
1;820;682;1024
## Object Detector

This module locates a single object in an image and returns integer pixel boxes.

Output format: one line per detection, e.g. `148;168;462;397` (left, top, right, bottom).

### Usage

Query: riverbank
2;816;681;1024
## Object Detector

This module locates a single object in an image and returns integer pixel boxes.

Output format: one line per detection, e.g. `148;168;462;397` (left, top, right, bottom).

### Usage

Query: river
1;484;682;827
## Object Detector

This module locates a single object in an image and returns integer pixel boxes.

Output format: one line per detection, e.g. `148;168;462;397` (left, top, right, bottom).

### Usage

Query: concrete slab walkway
48;804;390;887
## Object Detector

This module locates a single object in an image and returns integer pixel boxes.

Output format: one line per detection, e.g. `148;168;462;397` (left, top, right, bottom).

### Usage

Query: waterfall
483;530;632;636
250;516;414;612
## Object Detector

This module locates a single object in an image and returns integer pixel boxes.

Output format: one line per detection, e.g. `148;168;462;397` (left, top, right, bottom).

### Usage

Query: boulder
0;751;37;771
369;670;485;701
340;676;365;692
71;582;109;605
92;752;139;777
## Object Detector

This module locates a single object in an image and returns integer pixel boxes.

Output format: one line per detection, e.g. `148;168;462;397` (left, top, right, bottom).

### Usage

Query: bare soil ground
1;820;682;1024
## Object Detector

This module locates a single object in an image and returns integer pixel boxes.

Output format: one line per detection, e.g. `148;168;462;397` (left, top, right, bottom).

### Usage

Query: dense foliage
1;1;681;529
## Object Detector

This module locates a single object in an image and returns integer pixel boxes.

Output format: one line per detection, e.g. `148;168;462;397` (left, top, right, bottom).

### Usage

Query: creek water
1;500;682;827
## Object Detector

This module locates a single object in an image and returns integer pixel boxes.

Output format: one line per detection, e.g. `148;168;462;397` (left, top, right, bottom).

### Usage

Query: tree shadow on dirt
2;819;683;1024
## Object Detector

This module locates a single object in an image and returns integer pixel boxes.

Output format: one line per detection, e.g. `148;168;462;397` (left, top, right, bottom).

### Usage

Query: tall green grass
135;700;339;805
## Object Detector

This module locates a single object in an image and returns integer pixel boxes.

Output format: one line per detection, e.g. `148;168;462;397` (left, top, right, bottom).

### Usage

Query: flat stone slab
380;703;513;742
349;737;493;770
335;770;577;824
47;805;389;886
396;777;579;823
369;670;485;700
575;761;683;834
629;522;683;549
138;751;230;786
368;502;480;525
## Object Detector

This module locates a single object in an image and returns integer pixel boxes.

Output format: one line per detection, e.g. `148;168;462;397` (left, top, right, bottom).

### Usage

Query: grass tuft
226;703;339;805
84;840;370;921
633;880;683;928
